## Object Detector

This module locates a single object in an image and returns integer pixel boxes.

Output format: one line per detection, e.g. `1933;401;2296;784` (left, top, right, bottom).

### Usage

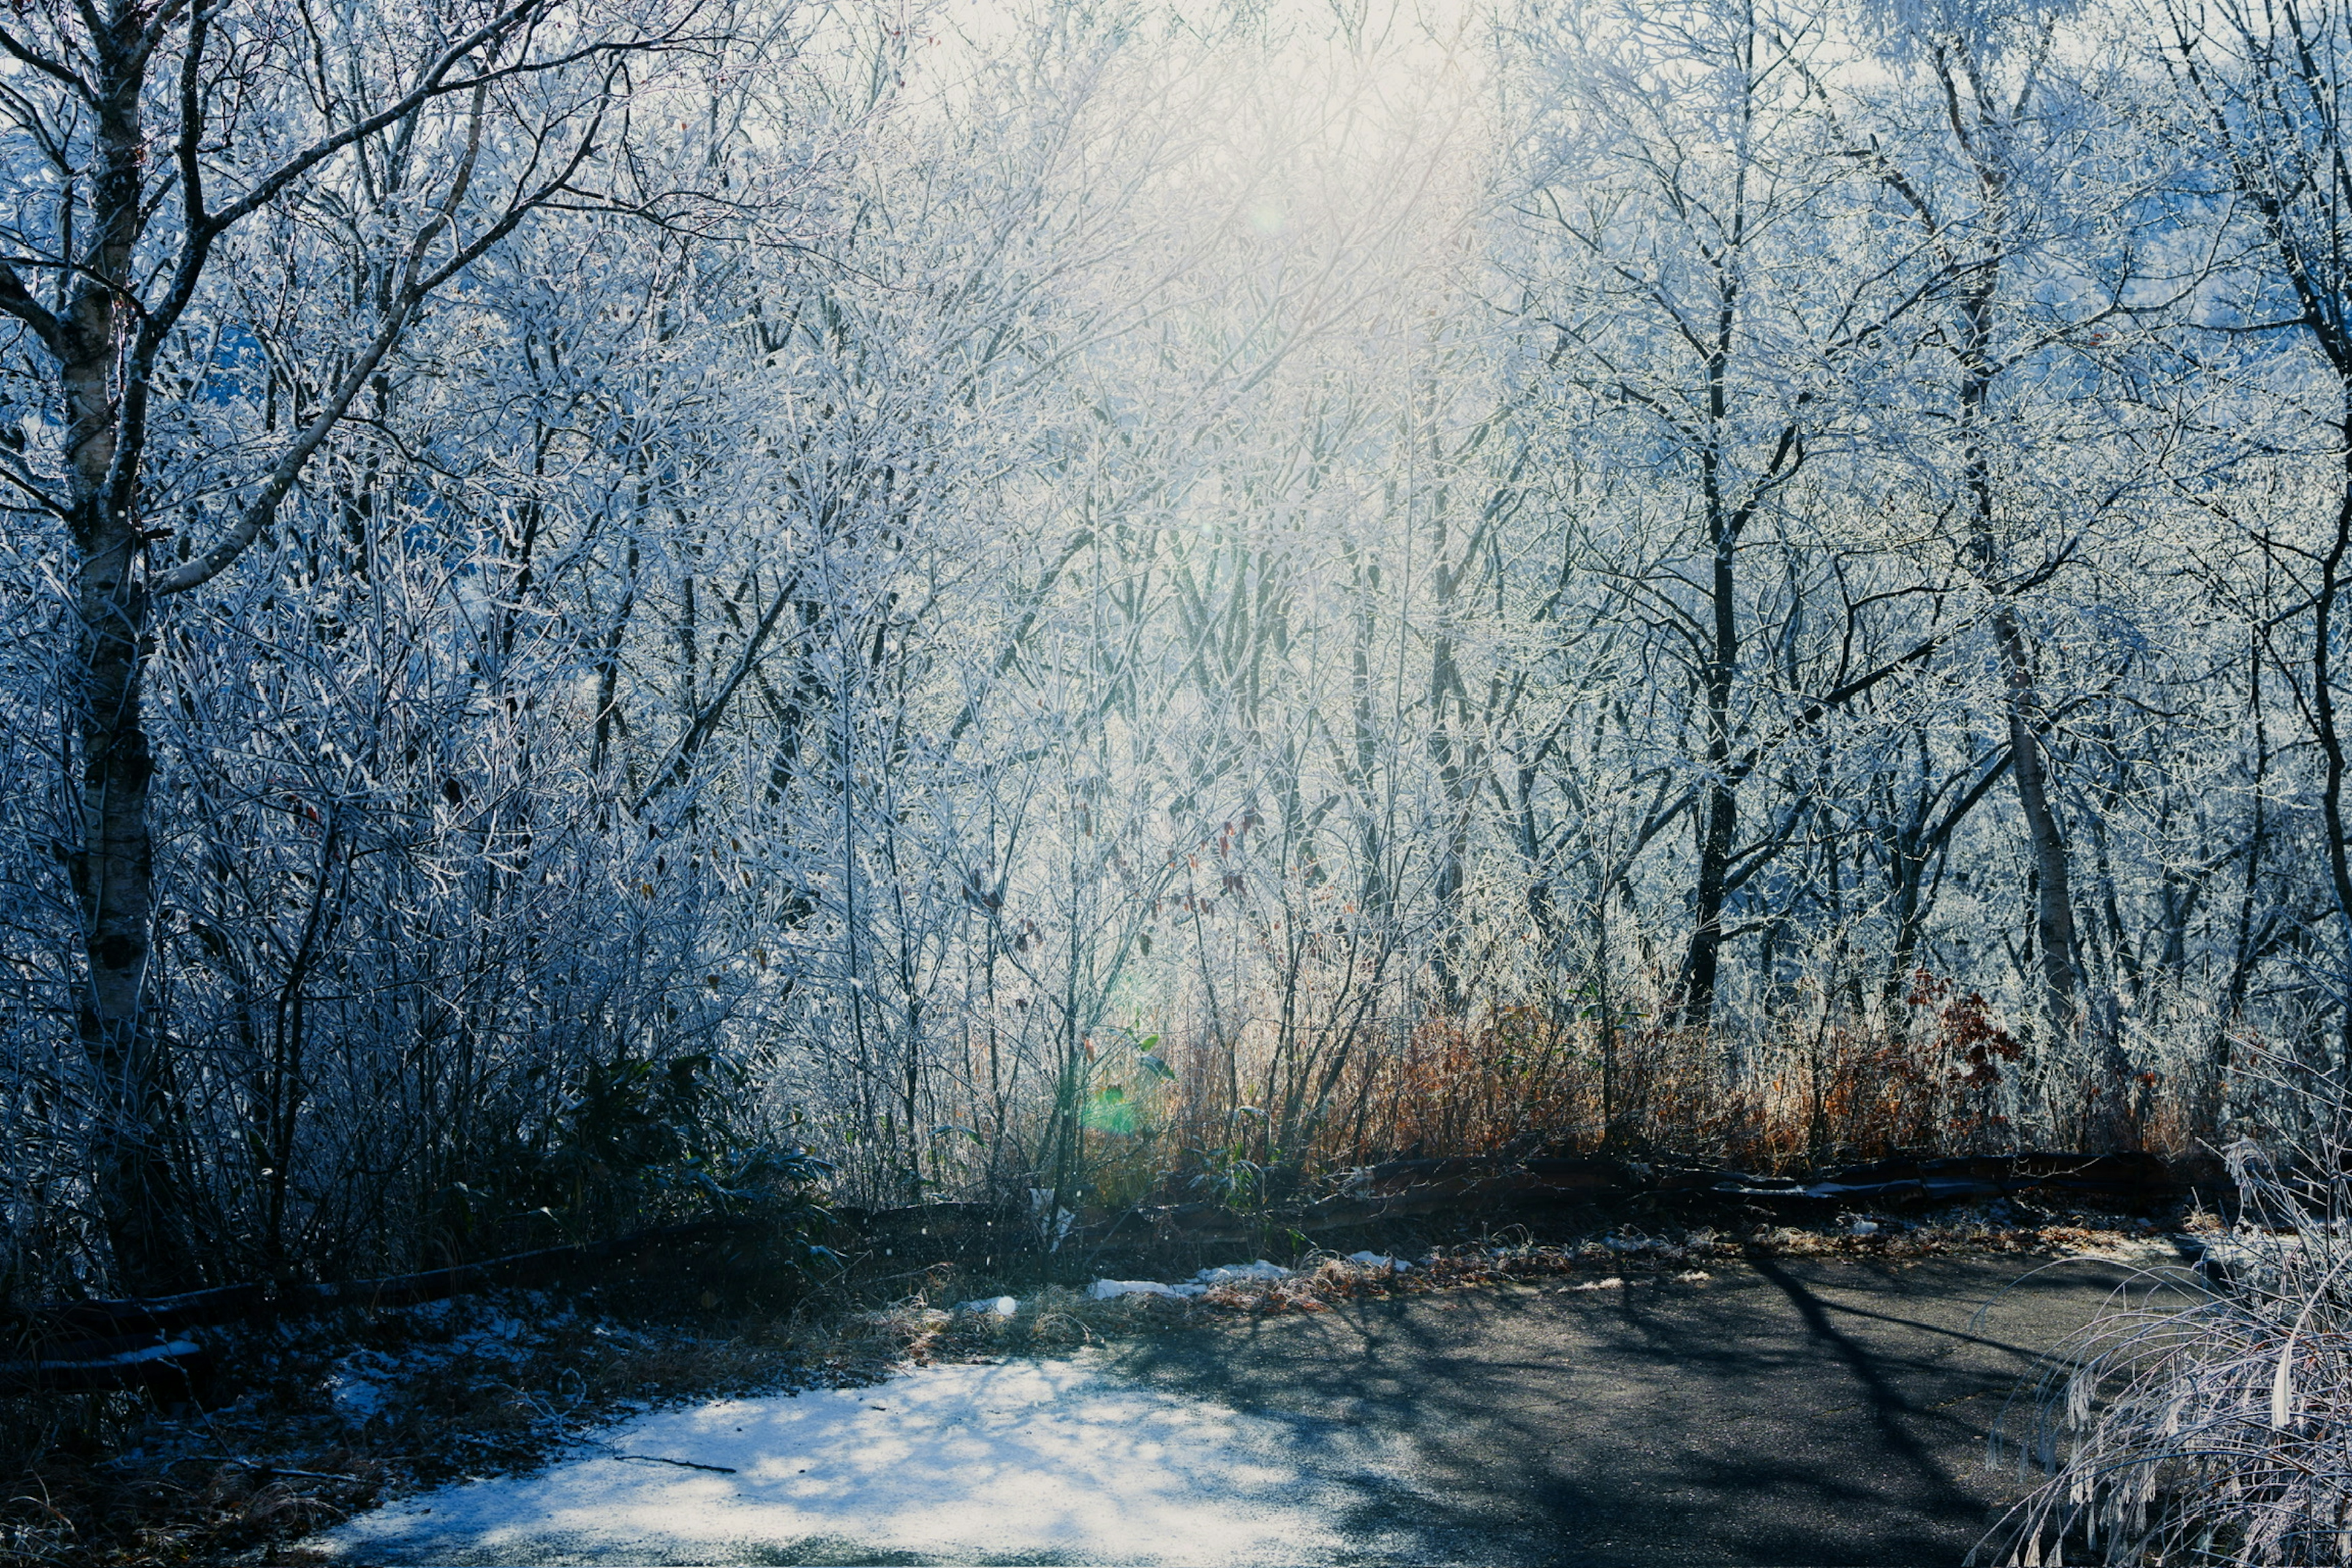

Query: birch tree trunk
57;2;184;1294
0;0;672;1290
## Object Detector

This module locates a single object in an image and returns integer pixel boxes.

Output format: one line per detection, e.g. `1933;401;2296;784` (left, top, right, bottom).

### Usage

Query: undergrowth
0;1191;2189;1567
1076;973;2213;1224
1989;1049;2352;1566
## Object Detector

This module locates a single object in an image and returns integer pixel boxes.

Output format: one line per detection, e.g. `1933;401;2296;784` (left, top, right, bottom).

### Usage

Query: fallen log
1092;1150;2180;1248
1;1151;2179;1393
1;1216;766;1392
37;1281;269;1341
1709;1151;2172;1207
0;1336;209;1395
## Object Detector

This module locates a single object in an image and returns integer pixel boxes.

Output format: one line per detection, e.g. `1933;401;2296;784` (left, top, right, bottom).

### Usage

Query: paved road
1106;1253;2181;1566
314;1252;2188;1566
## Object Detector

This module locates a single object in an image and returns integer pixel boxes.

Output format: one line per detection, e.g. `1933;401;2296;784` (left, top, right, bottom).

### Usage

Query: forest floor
4;1200;2205;1567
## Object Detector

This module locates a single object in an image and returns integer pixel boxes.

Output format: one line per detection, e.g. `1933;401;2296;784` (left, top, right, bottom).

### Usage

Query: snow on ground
1088;1276;1198;1300
1090;1260;1302;1300
314;1352;1421;1566
310;1295;590;1430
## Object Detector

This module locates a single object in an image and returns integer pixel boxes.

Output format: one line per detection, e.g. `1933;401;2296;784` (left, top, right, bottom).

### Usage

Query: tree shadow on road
1108;1256;2148;1566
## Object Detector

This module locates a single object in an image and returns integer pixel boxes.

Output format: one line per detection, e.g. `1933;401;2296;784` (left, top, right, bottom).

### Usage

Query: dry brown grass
1096;972;2206;1194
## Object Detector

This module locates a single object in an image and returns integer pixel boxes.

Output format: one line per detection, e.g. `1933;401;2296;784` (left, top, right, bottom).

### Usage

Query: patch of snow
1849;1219;1880;1237
440;1315;535;1363
1194;1260;1292;1285
1571;1277;1626;1292
1089;1279;1190;1300
313;1355;1421;1566
328;1371;385;1421
1673;1270;1711;1284
325;1349;398;1423
1344;1251;1409;1272
294;1294;600;1432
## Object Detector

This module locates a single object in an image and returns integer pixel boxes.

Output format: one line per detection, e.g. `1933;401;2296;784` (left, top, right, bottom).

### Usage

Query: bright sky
915;0;1493;242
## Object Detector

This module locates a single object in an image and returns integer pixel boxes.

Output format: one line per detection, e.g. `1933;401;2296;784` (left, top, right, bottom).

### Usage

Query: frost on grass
1090;1277;1202;1300
1193;1260;1295;1285
1989;1087;2352;1566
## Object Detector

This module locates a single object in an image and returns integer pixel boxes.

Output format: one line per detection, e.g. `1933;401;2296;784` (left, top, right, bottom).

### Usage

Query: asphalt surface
1106;1252;2186;1566
315;1251;2193;1566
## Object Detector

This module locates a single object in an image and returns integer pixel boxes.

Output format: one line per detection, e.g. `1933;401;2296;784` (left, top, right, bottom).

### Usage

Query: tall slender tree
0;0;683;1289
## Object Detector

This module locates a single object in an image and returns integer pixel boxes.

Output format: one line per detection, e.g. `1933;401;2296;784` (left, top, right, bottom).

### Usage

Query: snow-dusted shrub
1989;1076;2352;1564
